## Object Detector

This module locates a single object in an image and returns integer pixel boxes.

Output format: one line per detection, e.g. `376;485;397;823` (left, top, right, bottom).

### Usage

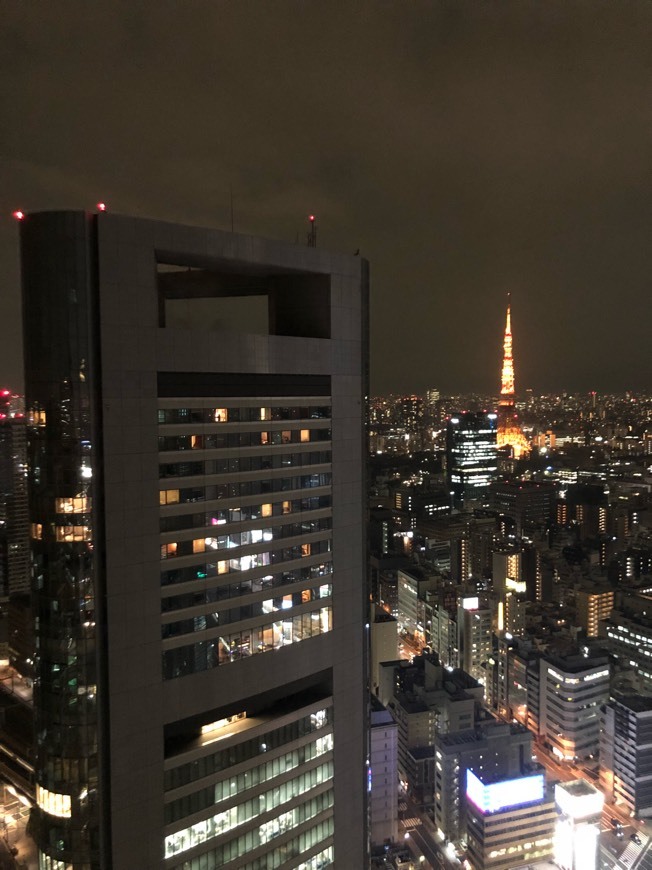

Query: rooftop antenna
307;214;317;247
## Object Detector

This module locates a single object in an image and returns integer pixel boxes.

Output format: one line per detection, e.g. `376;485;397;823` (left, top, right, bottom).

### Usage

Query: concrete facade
22;211;368;869
369;697;399;846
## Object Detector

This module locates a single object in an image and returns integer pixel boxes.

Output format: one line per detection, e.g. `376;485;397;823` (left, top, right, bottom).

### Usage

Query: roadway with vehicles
399;792;460;869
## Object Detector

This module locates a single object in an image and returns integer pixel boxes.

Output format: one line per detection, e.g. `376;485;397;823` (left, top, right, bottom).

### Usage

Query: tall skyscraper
21;210;368;870
446;411;498;507
0;398;29;600
496;299;529;458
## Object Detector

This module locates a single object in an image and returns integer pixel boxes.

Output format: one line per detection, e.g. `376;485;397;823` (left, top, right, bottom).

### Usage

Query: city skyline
2;3;652;396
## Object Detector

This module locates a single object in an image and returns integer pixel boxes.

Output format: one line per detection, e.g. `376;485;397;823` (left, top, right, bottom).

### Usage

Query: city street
400;792;459;869
533;743;648;835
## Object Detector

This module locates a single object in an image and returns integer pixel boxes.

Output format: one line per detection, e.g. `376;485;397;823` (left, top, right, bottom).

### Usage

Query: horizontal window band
157;372;331;398
160;552;333;595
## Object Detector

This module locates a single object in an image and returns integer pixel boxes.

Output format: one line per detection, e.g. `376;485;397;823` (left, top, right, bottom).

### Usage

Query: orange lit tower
497;297;529;457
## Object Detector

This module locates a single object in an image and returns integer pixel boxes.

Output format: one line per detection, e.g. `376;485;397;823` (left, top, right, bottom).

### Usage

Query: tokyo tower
497;297;529;458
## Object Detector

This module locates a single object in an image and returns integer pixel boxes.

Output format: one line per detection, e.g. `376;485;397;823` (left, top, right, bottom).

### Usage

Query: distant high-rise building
0;407;32;680
21;210;368;869
0;410;29;599
496;300;529;458
446;412;498;507
490;480;556;537
576;585;614;638
458;597;492;687
534;653;610;762
601;608;652;692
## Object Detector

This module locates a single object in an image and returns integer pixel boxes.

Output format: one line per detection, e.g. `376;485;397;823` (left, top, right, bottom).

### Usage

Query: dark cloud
2;1;652;395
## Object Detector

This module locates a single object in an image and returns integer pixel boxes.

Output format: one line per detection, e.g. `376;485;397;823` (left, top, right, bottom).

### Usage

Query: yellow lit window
300;429;310;443
282;501;292;515
161;543;177;559
55;526;90;542
260;432;269;445
218;561;228;574
160;490;180;505
201;711;246;735
260;407;271;421
31;523;42;540
301;543;311;557
213;408;228;422
262;503;273;517
282;430;292;443
36;785;71;819
193;539;205;554
55;496;89;513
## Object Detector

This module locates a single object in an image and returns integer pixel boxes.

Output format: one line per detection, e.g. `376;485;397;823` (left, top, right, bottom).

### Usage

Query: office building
535;653;610;762
397;567;437;643
501;590;526;637
575;585;614;638
370;604;398;697
491;548;520;597
369;696;398;847
21;210;368;869
387;653;482;798
490;480;555;537
553;779;604;870
0;410;29;599
0;409;32;679
601;609;652;691
425;597;459;670
465;768;555;870
600;695;652;818
446;412;497;507
433;719;532;846
458;597;492;688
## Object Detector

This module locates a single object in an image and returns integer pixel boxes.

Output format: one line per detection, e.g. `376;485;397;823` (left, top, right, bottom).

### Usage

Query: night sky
2;2;651;396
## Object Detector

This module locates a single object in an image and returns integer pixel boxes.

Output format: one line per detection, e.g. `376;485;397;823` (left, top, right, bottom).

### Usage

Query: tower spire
496;294;529;457
500;294;514;397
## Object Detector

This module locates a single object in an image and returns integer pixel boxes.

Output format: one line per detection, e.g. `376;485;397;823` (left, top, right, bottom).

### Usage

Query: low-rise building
553;779;604;870
465;768;555;870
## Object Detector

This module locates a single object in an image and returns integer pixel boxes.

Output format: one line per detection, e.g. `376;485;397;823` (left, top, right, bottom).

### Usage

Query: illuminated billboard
466;768;545;814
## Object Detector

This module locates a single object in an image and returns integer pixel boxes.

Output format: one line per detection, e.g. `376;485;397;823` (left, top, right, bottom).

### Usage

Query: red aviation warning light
307;214;317;247
97;202;107;212
12;210;25;220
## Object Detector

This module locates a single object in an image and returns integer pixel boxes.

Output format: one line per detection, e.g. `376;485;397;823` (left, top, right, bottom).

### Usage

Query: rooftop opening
156;254;331;339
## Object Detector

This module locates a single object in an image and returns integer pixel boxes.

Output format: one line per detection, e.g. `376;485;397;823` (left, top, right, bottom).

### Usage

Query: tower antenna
307;214;317;247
